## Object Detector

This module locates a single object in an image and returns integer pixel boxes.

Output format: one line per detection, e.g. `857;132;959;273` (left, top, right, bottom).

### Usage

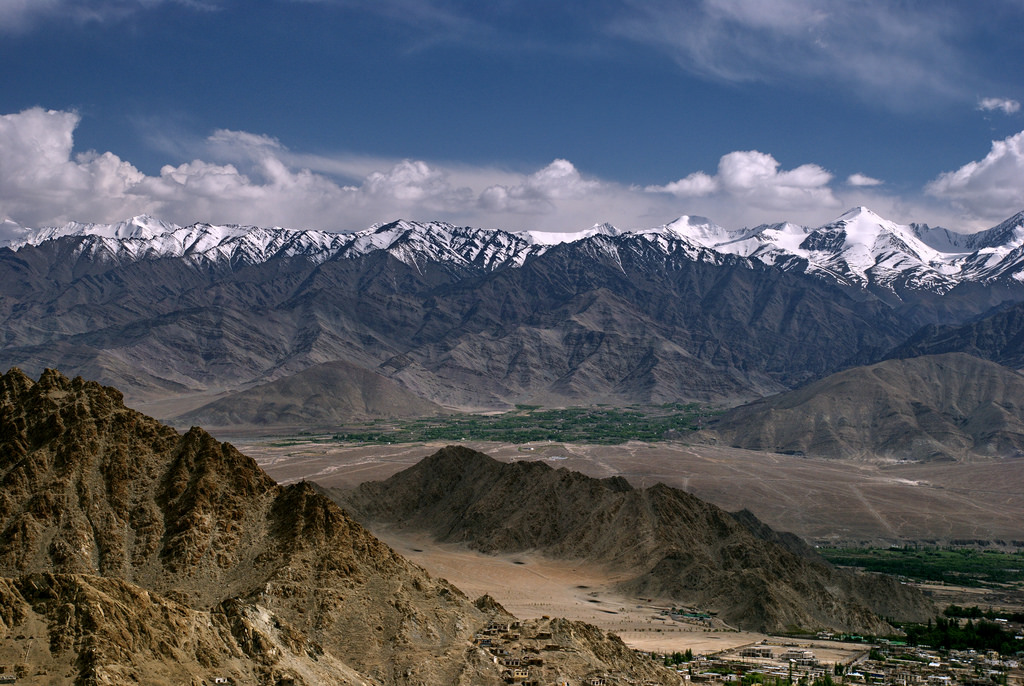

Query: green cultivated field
332;403;716;445
820;547;1024;587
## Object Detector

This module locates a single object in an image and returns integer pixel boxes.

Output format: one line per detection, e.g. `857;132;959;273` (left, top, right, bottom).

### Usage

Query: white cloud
649;172;718;197
847;173;883;187
0;107;623;233
0;0;217;32
0;108;152;227
926;130;1024;221
479;159;604;214
7;106;1019;242
613;0;980;108
978;97;1021;115
648;150;839;214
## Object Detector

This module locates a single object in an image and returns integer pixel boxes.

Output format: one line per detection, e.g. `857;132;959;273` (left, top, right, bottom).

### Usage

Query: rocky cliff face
338;446;935;634
0;369;681;685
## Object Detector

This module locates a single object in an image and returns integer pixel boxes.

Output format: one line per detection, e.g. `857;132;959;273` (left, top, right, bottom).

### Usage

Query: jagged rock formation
707;353;1024;461
0;369;681;685
173;360;445;429
337;446;934;634
0;573;373;685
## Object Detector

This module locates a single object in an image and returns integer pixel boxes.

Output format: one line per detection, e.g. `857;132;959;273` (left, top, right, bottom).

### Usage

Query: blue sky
1;0;1023;236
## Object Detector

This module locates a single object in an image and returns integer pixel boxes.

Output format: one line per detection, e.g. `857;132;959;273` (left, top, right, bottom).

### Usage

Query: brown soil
237;439;1024;547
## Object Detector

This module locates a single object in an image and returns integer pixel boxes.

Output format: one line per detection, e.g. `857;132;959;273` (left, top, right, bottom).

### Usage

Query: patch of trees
944;605;1024;623
903;617;1024;655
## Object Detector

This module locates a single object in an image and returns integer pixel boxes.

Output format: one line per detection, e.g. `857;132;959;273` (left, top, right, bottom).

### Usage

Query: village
470;609;1024;686
651;632;1024;686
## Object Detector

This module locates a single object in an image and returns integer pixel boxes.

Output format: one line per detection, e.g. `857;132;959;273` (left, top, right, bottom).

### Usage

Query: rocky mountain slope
337;446;934;634
3;209;1024;413
707;353;1024;461
173;360;445;429
889;301;1024;370
0;368;680;685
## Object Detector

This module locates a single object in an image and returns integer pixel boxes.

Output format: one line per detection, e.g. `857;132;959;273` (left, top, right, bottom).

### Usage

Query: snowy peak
0;217;29;246
344;219;537;270
8;207;1024;293
835;205;882;223
816;206;939;260
660;215;735;246
517;222;621;246
778;207;960;290
12;215;181;247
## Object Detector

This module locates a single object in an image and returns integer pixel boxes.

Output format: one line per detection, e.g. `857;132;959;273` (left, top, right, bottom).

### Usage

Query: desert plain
236;438;1024;547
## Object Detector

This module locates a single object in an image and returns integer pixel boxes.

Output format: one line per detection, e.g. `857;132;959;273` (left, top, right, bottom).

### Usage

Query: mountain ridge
337;445;934;634
7;207;1024;292
4;207;1024;413
0;368;681;685
173;359;446;428
0;222;920;408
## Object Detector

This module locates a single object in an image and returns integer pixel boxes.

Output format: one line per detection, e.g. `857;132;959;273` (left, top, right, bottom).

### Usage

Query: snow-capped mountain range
6;207;1024;294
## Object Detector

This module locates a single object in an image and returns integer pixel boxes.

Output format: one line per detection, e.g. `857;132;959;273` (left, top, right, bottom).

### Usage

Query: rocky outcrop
0;369;682;685
338;446;935;634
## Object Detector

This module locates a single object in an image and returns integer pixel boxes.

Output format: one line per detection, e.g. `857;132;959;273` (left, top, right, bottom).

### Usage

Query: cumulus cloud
978;97;1021;115
0;107;624;233
0;108;151;226
926;130;1024;221
847;173;883;187
650;172;718;198
0;107;442;231
479;159;603;213
11;106;1014;240
647;150;839;213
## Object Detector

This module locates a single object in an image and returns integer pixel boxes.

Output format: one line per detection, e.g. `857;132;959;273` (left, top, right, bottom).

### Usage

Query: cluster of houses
848;645;1023;686
643;639;1024;686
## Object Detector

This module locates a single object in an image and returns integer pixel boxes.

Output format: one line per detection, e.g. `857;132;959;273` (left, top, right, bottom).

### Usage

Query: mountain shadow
889;301;1024;370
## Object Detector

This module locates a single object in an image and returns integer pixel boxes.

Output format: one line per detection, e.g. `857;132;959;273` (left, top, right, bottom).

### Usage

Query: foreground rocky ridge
338;446;934;635
0;369;680;685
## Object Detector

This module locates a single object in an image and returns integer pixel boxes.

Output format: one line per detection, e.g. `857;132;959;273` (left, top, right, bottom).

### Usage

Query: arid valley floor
232;437;1024;657
237;438;1024;547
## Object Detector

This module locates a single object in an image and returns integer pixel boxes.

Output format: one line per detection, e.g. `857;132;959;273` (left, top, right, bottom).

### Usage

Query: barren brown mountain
708;353;1024;461
173;359;445;429
0;369;680;685
337;446;934;634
